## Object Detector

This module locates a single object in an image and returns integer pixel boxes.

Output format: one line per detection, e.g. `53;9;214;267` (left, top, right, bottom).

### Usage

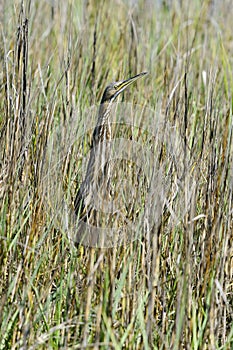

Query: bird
74;72;147;243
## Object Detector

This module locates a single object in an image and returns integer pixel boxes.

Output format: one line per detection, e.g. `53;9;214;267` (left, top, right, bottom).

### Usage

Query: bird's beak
114;71;148;98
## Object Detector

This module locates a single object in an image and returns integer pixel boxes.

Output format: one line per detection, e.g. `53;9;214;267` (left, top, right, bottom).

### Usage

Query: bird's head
100;71;148;103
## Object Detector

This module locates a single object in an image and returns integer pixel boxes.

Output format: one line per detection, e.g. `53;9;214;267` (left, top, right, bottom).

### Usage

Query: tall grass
0;0;232;349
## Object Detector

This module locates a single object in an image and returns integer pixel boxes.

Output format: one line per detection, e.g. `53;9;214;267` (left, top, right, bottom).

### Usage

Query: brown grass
0;0;232;349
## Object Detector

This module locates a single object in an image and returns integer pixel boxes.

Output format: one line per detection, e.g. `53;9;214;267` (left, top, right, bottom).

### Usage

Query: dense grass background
0;0;233;349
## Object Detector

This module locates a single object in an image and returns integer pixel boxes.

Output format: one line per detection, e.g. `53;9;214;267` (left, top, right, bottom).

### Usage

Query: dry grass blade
0;1;232;349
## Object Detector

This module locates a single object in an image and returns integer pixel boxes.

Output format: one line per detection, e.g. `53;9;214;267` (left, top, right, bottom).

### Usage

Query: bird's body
74;72;147;230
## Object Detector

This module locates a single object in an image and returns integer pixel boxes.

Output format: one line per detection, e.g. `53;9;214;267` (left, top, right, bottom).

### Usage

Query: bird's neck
97;100;113;124
92;101;113;146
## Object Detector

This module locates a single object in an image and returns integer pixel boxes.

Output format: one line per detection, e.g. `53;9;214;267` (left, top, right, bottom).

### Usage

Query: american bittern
74;72;147;228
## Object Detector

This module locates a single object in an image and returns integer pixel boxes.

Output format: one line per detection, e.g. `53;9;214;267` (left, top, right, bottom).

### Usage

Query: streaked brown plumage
74;72;147;223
